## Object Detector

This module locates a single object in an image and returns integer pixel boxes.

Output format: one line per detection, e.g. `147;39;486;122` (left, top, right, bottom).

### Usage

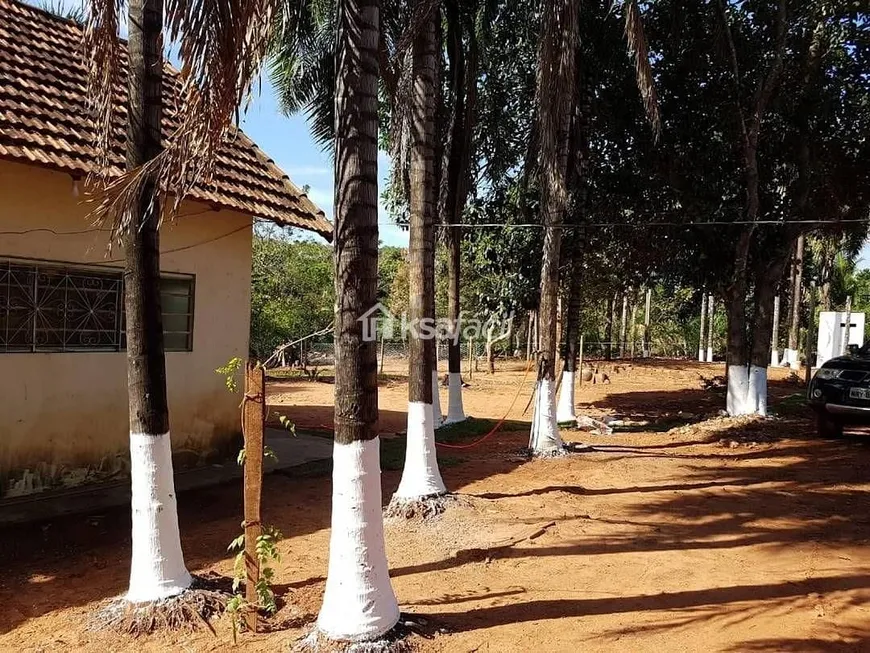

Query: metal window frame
0;256;195;354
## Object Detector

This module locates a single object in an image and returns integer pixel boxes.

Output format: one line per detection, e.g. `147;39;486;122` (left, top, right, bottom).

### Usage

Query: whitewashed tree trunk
530;377;563;453
771;295;781;366
431;368;443;427
643;288;652;358
698;293;708;362
706;295;715;362
318;439;400;639
556;370;576;423
126;432;191;602
445;372;466;424
396;403;447;497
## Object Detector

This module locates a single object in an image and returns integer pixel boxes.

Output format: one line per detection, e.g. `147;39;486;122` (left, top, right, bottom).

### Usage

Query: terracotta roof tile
0;0;332;239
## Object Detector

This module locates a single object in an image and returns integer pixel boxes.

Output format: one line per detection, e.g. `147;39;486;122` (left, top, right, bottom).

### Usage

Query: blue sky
237;77;408;247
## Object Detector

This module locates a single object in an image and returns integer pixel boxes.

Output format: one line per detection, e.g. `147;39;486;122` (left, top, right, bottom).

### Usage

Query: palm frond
85;0;285;235
83;0;123;176
268;0;335;148
622;0;661;140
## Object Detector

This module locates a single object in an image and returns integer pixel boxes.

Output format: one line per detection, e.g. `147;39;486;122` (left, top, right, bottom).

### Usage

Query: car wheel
815;410;843;439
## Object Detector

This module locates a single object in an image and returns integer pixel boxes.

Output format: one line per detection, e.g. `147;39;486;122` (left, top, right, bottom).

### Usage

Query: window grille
0;259;193;353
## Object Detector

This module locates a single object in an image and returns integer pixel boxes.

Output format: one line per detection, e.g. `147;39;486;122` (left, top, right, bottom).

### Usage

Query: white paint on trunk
706;346;713;363
395;402;446;498
556;371;576;423
749;365;768;417
698;347;705;362
445;372;466;424
529;378;563;454
431;369;443;427
770;349;781;366
318;438;400;640
726;365;768;416
726;365;752;416
126;432;191;603
782;348;800;367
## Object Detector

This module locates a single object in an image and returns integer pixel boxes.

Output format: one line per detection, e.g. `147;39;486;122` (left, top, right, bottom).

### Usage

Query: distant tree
250;232;334;359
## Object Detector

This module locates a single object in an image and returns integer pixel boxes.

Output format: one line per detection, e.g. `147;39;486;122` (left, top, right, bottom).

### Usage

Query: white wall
816;311;866;367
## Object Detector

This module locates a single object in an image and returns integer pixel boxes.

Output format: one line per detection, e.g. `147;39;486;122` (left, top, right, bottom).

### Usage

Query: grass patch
772;392;810;417
265;369;307;380
435;416;528;443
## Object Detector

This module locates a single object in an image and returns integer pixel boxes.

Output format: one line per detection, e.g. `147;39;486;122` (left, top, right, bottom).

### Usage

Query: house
0;0;331;498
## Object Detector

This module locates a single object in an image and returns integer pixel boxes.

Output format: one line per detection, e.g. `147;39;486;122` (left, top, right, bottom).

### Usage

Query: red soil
2;360;869;652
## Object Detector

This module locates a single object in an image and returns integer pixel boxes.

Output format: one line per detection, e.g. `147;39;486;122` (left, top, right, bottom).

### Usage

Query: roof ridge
7;0;83;29
0;0;332;239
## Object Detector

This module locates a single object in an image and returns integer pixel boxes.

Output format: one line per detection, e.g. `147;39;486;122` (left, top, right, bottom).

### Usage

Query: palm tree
117;0;193;605
85;0;315;618
315;0;401;639
441;0;479;424
390;2;448;506
553;0;660;429
529;0;579;455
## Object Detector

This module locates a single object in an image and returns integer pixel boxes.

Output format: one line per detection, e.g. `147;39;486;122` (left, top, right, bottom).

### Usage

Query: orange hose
303;359;536;451
435;357;536;449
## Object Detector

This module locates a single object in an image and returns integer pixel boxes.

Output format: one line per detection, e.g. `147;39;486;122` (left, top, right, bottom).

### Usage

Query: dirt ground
2;359;870;652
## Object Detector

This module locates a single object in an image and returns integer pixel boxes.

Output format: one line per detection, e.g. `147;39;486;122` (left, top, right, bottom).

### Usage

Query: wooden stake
242;361;265;633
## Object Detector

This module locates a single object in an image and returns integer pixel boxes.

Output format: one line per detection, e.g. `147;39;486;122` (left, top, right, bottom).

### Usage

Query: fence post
242;361;265;633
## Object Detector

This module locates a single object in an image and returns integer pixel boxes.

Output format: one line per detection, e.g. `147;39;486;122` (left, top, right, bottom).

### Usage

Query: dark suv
807;343;870;437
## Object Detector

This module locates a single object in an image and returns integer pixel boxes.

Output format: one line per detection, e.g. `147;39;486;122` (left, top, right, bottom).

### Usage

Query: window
0;259;194;353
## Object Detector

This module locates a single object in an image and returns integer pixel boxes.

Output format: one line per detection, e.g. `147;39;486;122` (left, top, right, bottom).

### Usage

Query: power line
414;219;870;229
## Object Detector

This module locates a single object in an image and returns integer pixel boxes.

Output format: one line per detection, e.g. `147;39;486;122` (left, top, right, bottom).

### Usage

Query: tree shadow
427;574;870;631
0;407;532;635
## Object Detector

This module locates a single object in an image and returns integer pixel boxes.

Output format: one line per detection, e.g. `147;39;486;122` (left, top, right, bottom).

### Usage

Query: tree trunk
785;234;805;366
529;0;578;455
394;6;445;499
556;251;582;423
318;0;400;638
618;289;629;359
745;247;793;416
698;293;707;362
725;229;753;415
442;0;477;424
123;0;191;604
604;295;614;360
526;310;534;361
842;295;853;356
707;294;715;362
642;288;651;357
770;295;781;366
